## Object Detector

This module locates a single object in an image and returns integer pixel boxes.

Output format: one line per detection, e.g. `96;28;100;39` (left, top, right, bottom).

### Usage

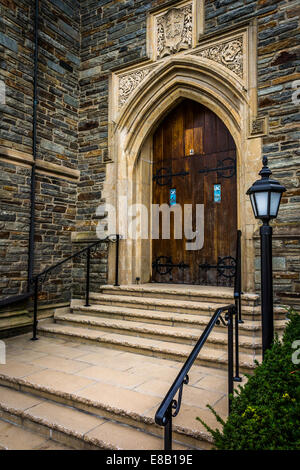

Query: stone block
273;257;287;271
0;33;18;53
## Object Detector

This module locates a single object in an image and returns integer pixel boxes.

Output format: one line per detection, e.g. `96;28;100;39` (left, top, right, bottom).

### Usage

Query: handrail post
234;299;242;383
234;230;242;382
114;234;120;287
236;230;243;324
228;306;234;414
164;403;173;451
85;246;91;307
31;277;39;341
238;292;243;323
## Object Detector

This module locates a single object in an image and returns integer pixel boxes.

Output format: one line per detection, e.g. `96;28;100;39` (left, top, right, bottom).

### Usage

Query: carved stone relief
156;4;193;59
118;36;245;108
116;8;250;112
249;117;267;137
193;37;244;78
119;67;155;107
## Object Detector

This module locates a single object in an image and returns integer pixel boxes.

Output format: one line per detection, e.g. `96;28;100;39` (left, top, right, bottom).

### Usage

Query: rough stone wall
34;173;77;304
201;0;300;304
0;0;33;296
0;0;33;153
74;0;152;291
0;0;81;301
37;0;80;169
78;0;150;233
0;161;31;296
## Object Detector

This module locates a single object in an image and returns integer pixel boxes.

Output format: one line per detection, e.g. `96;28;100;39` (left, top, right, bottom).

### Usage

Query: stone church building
0;0;299;451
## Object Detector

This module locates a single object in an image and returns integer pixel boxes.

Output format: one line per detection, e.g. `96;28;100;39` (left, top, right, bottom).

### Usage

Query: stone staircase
0;284;287;450
40;284;286;372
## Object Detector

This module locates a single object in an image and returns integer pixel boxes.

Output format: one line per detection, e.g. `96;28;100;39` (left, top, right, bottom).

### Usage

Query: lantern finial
259;156;272;179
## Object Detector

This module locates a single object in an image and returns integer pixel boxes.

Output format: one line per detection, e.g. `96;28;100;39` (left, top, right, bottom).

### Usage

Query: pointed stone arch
104;53;262;292
111;56;248;159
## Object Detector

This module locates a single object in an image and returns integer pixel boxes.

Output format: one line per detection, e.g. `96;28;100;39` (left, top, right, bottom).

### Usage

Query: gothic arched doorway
152;99;237;286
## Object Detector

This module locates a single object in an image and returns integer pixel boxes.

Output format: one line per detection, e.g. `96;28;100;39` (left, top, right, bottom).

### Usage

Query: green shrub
197;308;300;450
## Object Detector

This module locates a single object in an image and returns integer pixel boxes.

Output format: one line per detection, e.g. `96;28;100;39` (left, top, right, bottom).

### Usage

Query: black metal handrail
30;234;120;340
233;229;242;382
155;304;236;450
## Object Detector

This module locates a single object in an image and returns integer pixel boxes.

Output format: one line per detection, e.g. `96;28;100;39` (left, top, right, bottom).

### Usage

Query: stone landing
0;334;234;450
0;284;287;450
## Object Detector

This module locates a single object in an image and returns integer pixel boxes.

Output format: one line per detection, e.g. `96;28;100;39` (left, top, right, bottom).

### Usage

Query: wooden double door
152;99;237;286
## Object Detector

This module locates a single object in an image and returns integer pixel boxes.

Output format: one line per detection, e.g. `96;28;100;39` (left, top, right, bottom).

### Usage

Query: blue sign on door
214;184;221;203
170;188;176;206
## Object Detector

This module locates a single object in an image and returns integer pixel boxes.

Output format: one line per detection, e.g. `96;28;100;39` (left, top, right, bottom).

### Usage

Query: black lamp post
247;157;286;358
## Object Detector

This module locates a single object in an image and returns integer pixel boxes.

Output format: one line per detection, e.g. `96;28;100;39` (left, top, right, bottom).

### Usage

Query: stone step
0;333;239;449
100;284;259;306
0;311;50;336
0;313;32;332
55;312;262;354
89;293;287;321
0;303;68;337
0;308;29;320
0;415;71;450
38;320;259;373
71;302;287;338
0;386;178;450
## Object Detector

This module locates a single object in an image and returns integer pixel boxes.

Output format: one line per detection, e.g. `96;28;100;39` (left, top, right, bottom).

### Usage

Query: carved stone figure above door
156;4;193;59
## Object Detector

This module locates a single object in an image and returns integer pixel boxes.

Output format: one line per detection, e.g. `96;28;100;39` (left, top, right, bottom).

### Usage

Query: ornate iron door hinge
153;167;189;186
152;256;189;275
199;256;237;279
198;157;236;179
